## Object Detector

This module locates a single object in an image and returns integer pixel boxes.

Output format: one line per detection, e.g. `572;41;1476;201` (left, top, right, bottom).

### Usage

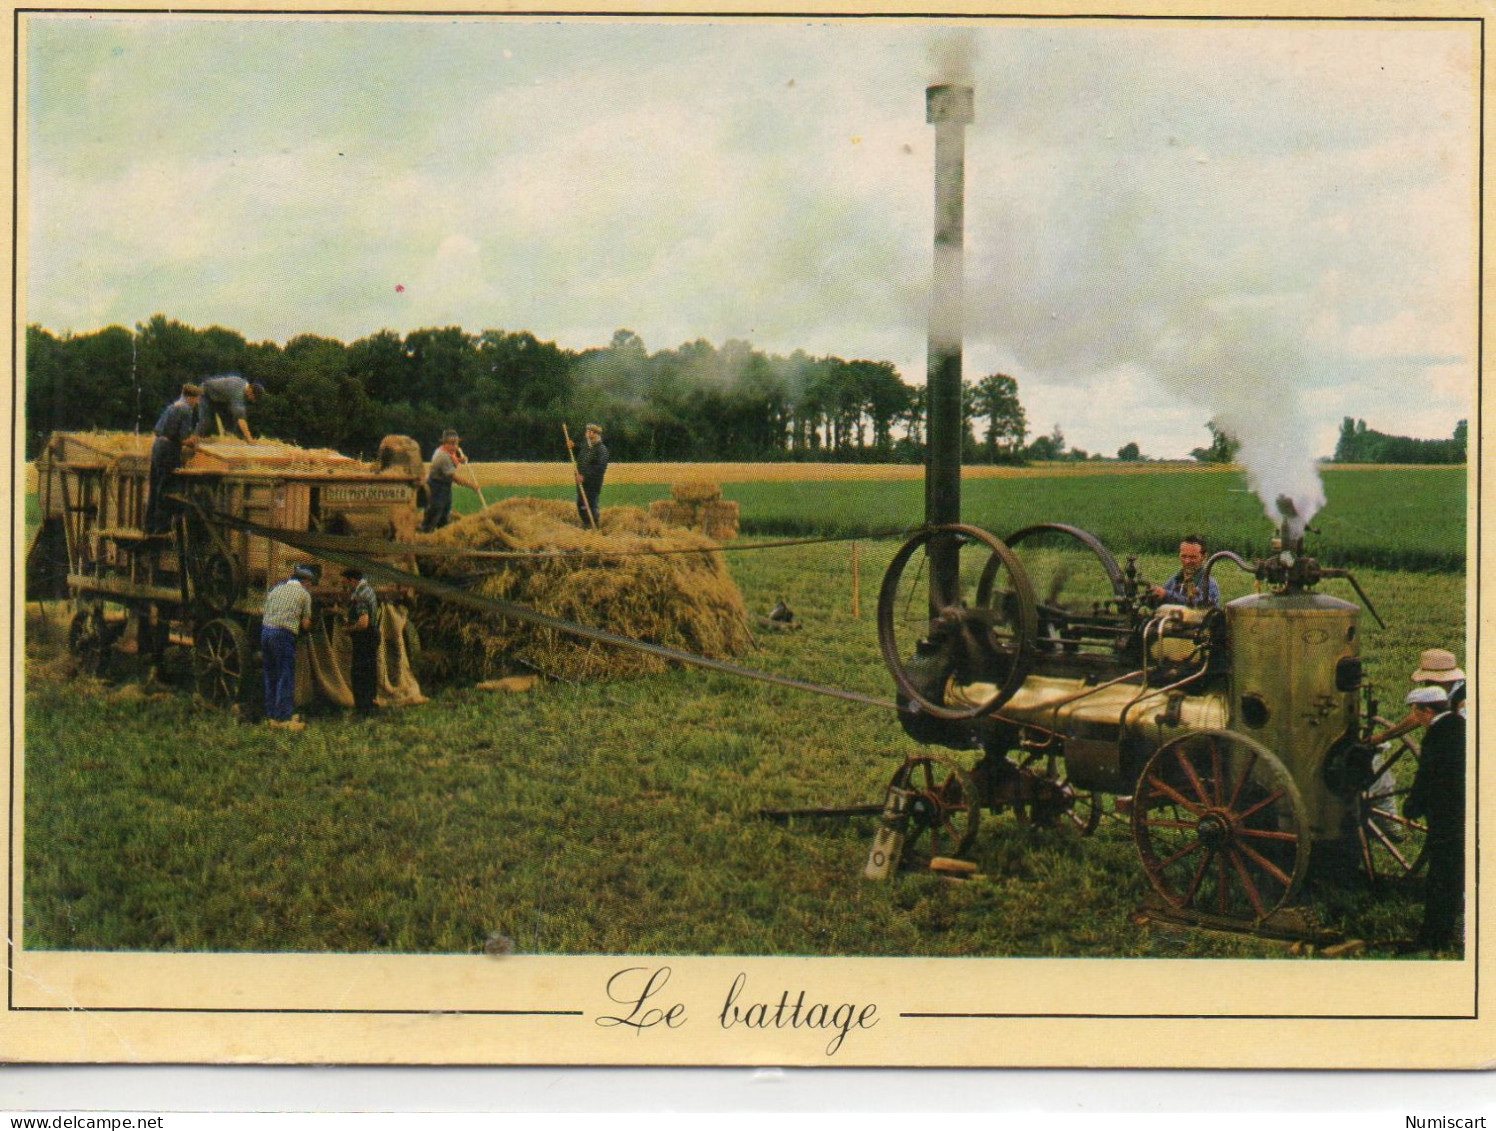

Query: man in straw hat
1412;647;1466;717
422;429;480;533
1401;683;1466;952
567;422;609;528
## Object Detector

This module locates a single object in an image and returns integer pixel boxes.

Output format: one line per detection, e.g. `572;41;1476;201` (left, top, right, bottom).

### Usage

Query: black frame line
6;5;1485;1029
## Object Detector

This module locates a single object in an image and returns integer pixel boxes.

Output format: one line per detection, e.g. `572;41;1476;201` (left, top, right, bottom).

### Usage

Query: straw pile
647;480;740;541
412;497;752;683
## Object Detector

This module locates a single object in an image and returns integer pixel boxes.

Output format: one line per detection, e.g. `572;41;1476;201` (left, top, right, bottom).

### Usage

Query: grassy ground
20;468;1466;957
23;575;1459;957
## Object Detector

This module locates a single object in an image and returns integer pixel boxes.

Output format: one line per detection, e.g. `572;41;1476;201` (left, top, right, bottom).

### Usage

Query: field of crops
20;465;1468;959
463;463;1466;572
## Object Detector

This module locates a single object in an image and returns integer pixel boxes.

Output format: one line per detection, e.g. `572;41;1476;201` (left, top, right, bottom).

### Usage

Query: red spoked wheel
889;755;982;866
1133;730;1310;921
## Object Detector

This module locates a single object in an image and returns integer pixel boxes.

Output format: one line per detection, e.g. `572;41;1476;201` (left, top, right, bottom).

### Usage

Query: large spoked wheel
890;755;982;866
1133;730;1310;921
1358;722;1428;883
193;617;251;704
877;524;1038;720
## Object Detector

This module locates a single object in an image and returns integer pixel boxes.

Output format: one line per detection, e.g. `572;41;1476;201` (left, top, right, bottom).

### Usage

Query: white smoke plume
928;28;979;85
1149;298;1326;538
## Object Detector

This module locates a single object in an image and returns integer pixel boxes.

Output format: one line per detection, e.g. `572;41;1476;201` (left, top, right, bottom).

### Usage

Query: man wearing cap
1413;647;1466;717
195;373;263;442
144;382;202;534
568;422;609;528
261;565;315;732
422;429;480;533
1402;684;1466;951
342;567;380;715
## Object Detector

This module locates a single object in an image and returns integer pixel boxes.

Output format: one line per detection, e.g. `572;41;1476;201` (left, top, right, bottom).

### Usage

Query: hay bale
701;500;739;541
375;434;424;476
412;497;750;683
670;478;722;504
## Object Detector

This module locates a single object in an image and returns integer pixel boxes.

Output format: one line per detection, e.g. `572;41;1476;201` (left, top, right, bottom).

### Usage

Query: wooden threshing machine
862;84;1424;927
27;431;426;707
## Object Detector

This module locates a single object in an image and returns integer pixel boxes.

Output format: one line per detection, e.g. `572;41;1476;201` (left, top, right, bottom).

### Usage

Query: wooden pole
455;445;489;510
851;540;860;618
563;424;598;529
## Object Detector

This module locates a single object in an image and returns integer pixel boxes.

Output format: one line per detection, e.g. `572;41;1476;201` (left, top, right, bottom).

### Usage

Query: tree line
1333;417;1466;465
26;318;1051;463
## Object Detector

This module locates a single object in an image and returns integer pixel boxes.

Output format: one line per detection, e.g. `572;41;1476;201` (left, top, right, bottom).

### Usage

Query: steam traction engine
865;83;1421;926
874;518;1418;924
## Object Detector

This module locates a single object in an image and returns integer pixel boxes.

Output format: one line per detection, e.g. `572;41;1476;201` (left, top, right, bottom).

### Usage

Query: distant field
458;463;1467;573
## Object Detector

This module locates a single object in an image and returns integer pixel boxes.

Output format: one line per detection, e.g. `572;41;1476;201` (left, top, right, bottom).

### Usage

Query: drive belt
200;507;904;714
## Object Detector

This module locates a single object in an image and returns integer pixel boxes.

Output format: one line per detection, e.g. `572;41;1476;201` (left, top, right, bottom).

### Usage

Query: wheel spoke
1175;747;1212;807
1225;750;1258;811
1233;787;1285;825
1182;849;1213;906
1226;849;1270;919
1143;774;1206;817
1215;853;1229;915
1157;838;1203;871
1208;736;1223;807
1235;839;1294;888
1235;826;1299;843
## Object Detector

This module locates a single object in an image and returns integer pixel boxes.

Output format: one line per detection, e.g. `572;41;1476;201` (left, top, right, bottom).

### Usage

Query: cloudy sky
23;14;1478;460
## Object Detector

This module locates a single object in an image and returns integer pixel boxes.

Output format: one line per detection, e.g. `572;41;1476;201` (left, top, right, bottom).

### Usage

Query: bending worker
422;428;480;532
144;382;201;534
261;564;315;733
568;422;610;527
196;373;264;442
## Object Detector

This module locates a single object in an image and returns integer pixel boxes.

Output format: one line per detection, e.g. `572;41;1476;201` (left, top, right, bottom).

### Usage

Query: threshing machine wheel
1133;730;1310;921
1012;751;1102;835
193;617;252;705
889;755;981;866
877;524;1038;720
991;523;1126;601
192;547;245;615
1357;720;1428;883
67;607;108;676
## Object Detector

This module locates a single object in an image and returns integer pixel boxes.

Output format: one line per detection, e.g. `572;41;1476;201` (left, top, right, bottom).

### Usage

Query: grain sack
413;497;750;683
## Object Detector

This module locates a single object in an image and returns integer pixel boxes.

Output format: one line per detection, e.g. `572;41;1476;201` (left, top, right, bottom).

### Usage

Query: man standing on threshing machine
422;429;480;532
1150;534;1221;609
1401;683;1467;952
144;382;201;534
342;567;380;716
261;564;315;732
195;374;264;442
568;422;609;528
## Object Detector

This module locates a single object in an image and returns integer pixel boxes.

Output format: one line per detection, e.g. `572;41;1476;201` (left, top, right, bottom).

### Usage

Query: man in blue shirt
144;383;201;534
195;374;264;442
1150;534;1220;609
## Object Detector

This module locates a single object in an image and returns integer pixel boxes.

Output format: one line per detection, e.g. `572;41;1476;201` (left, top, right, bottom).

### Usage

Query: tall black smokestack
925;83;973;606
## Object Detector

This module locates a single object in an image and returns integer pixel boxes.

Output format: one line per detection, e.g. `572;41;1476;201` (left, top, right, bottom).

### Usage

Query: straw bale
701;500;740;541
375;434;424;476
670;478;722;504
412;497;750;683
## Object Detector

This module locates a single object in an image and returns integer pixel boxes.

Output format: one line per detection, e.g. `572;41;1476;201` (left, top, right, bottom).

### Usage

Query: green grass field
21;466;1466;957
466;464;1466;572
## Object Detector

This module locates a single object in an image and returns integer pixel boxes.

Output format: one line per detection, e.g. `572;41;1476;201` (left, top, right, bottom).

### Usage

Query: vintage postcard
4;1;1489;1070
